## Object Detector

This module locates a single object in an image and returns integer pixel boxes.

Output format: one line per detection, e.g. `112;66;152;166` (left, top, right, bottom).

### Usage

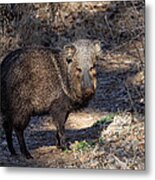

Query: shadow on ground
27;121;111;151
88;62;144;115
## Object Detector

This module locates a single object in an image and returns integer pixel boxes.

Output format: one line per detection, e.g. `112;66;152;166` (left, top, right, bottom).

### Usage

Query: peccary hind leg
14;127;33;159
3;118;17;156
13;115;33;159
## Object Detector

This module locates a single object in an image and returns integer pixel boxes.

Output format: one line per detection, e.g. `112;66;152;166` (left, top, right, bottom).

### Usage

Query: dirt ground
0;1;145;170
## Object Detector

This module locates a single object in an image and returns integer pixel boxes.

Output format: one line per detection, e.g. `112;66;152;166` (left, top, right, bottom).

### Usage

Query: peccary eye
90;64;96;71
76;67;82;73
76;67;82;78
90;65;96;77
66;58;72;64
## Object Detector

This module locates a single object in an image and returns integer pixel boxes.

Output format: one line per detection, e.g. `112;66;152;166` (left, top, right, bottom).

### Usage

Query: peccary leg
56;124;66;149
12;112;32;159
54;111;69;150
14;127;32;159
3;119;16;156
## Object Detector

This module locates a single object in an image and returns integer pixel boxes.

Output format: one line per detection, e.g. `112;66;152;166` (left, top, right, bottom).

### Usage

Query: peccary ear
64;44;76;62
93;40;101;56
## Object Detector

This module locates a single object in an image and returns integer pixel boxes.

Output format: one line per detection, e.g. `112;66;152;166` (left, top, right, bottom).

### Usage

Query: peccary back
1;39;101;158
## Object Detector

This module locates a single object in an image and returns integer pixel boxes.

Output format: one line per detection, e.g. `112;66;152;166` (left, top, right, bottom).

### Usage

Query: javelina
1;39;101;159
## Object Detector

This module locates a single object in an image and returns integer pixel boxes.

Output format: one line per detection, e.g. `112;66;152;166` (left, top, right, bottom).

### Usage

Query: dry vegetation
0;1;145;170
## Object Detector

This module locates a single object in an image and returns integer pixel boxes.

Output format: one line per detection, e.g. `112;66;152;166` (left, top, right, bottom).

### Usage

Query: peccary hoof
10;152;18;157
57;143;71;151
24;152;33;159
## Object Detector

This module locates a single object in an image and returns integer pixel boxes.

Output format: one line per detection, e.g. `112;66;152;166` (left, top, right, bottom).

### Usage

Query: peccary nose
84;88;94;99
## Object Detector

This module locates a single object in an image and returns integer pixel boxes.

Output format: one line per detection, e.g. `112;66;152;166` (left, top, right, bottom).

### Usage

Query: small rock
1;140;7;146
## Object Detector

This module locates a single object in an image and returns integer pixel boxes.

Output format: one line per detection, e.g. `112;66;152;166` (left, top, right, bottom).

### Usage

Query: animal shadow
27;120;112;150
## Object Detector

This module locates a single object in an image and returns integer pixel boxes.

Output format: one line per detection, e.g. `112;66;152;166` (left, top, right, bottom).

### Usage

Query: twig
104;14;114;40
133;41;144;65
124;81;137;114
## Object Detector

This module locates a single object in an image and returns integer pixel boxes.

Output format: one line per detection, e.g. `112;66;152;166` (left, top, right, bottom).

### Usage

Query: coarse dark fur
1;39;101;159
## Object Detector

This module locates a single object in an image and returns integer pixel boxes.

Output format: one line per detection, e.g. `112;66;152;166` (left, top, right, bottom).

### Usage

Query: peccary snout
84;88;94;99
82;67;96;99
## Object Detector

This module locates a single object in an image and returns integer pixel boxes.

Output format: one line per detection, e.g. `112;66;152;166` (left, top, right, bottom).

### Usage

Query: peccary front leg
53;112;69;150
56;124;66;149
